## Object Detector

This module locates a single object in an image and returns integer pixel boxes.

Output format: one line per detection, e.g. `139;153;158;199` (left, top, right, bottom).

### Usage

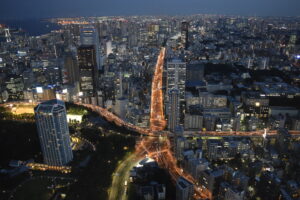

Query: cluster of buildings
173;128;300;199
1;14;300;199
0;16;299;132
129;158;168;200
163;16;300;134
0;99;74;182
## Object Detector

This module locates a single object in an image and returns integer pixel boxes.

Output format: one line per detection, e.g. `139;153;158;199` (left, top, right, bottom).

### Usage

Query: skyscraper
34;99;73;166
181;21;189;49
166;59;186;101
166;59;186;127
64;52;79;85
77;45;98;98
176;177;194;200
168;89;180;132
80;26;101;71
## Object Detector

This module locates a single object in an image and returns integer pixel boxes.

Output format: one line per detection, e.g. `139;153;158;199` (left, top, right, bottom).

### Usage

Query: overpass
1;101;300;138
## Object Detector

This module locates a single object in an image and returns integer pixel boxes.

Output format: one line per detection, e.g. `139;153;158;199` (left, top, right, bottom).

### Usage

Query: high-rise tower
77;45;98;98
166;59;186;101
80;26;101;71
166;59;186;130
181;21;189;49
34;99;73;166
64;52;79;85
168;89;180;132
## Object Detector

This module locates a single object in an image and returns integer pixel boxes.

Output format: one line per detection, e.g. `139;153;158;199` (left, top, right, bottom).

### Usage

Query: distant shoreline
0;19;60;36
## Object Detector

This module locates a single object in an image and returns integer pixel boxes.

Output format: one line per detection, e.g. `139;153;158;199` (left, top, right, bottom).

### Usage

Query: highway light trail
73;101;299;200
146;47;211;199
3;90;300;200
150;47;167;132
3;102;300;137
3;51;300;200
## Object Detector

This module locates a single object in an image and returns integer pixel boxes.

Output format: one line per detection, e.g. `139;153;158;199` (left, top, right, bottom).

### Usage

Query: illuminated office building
77;45;98;97
80;27;101;70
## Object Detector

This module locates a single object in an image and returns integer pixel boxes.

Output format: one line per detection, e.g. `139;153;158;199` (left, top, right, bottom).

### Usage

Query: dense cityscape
0;13;300;200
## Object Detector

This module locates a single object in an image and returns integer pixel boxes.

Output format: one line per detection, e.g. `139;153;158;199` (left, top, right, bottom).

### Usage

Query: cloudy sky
0;0;299;19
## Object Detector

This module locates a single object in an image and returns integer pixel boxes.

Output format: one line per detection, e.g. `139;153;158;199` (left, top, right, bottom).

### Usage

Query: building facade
168;89;180;132
181;21;189;49
166;59;186;128
64;52;79;85
77;45;98;98
176;176;194;200
80;26;101;70
34;99;73;166
166;59;186;102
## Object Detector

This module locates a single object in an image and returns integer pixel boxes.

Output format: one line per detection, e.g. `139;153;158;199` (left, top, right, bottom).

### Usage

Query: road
108;152;141;200
2;45;300;199
4;48;299;200
108;137;157;200
150;47;167;131
2;102;300;137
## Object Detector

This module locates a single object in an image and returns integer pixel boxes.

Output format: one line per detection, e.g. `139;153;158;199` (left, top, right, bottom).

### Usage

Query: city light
150;47;167;132
36;87;43;94
26;162;71;173
1;13;300;200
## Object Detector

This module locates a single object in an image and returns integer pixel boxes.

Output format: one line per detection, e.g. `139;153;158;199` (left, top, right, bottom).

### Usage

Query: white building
166;59;186;102
34;100;73;166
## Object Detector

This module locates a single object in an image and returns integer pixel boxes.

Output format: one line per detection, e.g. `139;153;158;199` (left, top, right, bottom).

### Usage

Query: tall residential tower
34;99;73;166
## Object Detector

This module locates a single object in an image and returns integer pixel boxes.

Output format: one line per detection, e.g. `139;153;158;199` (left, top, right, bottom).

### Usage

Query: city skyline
1;0;300;20
0;9;300;200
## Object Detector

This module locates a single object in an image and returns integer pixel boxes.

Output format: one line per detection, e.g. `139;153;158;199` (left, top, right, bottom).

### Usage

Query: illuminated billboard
36;87;43;94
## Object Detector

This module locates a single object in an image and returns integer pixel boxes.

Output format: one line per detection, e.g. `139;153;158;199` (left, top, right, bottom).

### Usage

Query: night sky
0;0;299;19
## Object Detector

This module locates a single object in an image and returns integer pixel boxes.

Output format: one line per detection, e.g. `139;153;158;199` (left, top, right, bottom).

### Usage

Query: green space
0;103;137;200
65;103;88;115
0;107;34;121
0;119;42;166
13;178;53;200
65;127;136;200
